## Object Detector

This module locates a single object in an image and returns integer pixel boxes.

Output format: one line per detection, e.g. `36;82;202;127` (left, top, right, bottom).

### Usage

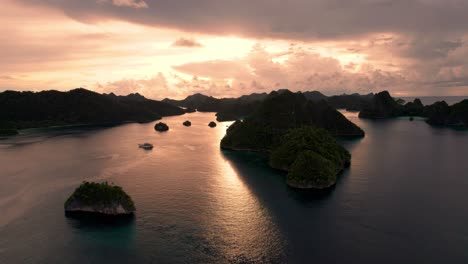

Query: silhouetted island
221;90;364;151
357;91;468;128
64;181;135;217
0;128;19;136
0;88;185;133
425;100;468;128
359;91;403;119
208;121;217;127
164;92;266;122
155;122;169;132
164;89;375;121
183;120;191;126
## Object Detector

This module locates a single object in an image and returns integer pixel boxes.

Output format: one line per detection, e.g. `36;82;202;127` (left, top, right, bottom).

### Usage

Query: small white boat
138;143;154;150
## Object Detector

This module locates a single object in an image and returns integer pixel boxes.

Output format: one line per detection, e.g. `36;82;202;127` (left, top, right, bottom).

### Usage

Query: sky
1;0;468;99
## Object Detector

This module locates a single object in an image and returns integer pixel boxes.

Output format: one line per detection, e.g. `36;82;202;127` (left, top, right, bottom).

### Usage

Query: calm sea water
1;111;468;263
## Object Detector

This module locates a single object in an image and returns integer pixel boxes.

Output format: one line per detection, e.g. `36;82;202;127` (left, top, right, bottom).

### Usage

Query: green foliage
269;127;350;189
220;91;358;189
220;120;275;151
221;90;364;152
65;181;135;212
270;126;350;170
287;150;339;188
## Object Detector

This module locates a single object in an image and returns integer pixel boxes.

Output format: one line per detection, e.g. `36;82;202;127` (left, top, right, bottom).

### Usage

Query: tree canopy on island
65;181;135;212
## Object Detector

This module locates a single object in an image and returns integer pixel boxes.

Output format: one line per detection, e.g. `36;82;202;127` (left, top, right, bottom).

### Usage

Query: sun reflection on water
198;121;286;261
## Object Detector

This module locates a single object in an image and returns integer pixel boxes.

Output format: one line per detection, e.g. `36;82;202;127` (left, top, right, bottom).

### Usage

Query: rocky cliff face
65;202;132;215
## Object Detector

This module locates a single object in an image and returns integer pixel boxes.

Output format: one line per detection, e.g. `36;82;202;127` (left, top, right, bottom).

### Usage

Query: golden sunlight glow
5;0;466;96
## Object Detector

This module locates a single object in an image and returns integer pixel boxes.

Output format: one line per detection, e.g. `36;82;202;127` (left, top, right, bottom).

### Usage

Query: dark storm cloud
19;0;468;40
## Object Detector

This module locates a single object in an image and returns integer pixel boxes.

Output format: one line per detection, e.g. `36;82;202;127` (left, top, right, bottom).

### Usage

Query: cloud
95;73;175;98
93;42;468;99
173;60;250;79
0;75;14;80
5;0;468;96
97;0;148;9
19;0;468;41
171;44;408;96
171;37;203;48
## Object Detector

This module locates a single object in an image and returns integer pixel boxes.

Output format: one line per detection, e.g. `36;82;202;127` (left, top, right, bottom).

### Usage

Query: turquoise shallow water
1;111;468;263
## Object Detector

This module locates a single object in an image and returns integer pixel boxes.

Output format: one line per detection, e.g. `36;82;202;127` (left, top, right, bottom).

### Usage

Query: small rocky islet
183;120;191;126
64;181;135;217
154;122;169;132
208;121;217;127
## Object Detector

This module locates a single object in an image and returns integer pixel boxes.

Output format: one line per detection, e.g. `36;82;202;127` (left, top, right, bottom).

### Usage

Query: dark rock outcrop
302;91;327;102
327;93;374;111
359;91;403;119
155;122;169;132
404;98;424;116
208;121;217;127
183;120;191;126
425;100;468;128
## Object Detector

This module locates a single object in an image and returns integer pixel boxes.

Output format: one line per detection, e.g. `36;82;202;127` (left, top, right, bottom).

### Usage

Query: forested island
221;90;358;189
165;90;468;129
359;91;468;128
1;88;467;137
65;181;135;217
0;88;186;134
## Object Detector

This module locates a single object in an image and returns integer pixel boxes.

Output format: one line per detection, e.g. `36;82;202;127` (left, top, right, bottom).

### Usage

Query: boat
138;143;154;150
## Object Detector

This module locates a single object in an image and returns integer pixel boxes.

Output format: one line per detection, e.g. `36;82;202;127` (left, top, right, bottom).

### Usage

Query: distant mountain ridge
164;90;374;121
163;92;269;121
2;88;466;136
166;89;468;129
359;91;468;128
0;88;185;134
